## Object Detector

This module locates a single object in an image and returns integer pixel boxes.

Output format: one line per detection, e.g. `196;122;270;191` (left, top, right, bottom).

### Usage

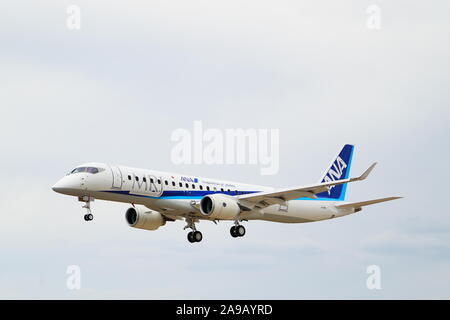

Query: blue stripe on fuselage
100;190;339;201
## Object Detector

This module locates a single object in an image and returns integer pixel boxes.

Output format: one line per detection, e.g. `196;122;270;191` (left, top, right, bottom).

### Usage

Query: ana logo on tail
323;156;347;195
317;144;354;200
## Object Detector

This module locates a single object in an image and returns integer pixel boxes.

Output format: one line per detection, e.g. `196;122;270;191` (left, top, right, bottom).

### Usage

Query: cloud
362;230;450;260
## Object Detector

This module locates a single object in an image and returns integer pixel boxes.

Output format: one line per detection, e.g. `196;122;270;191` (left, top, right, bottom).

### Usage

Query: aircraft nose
52;175;84;195
52;180;65;193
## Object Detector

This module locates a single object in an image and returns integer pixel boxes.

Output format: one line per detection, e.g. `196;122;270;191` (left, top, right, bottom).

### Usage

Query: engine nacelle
125;206;166;231
200;194;241;220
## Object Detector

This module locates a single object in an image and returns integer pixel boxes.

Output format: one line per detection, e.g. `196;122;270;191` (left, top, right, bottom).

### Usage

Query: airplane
52;144;401;243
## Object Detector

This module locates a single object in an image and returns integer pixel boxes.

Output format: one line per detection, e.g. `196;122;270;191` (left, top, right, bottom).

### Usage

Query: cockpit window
86;167;99;174
69;167;104;175
70;167;85;174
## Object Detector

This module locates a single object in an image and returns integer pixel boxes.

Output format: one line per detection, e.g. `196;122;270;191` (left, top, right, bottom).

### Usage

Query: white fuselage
52;162;355;223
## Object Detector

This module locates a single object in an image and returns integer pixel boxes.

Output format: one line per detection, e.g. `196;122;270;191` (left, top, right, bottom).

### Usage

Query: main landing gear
230;223;246;238
187;231;203;243
184;217;203;243
80;196;94;222
183;217;247;243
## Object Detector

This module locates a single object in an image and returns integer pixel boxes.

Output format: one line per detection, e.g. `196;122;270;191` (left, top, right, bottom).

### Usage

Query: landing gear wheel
187;231;202;243
230;226;238;238
230;225;245;237
84;214;93;221
236;225;245;237
187;232;195;243
193;231;203;242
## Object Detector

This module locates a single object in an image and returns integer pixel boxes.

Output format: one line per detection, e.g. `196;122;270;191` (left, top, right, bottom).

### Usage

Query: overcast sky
0;0;449;299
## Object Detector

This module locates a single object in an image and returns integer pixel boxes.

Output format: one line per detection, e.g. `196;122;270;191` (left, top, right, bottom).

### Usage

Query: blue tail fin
316;144;354;201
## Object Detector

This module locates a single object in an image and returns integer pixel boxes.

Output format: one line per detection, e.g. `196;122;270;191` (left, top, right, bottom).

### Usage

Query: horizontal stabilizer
335;196;402;209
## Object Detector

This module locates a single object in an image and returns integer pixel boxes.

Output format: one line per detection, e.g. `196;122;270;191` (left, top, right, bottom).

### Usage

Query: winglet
356;162;377;181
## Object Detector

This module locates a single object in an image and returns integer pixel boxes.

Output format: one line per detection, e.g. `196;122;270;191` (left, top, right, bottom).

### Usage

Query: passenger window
192;184;195;189
185;183;189;188
206;186;210;191
157;179;161;184
150;178;154;183
128;175;131;180
172;181;175;187
179;182;182;187
199;185;203;190
221;188;224;192
135;177;139;181
165;180;168;185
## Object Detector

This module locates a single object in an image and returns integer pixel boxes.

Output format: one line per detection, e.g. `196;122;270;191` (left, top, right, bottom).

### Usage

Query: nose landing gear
79;196;95;222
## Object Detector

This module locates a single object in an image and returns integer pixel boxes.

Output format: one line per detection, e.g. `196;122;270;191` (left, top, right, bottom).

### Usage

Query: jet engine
125;206;166;231
200;194;241;220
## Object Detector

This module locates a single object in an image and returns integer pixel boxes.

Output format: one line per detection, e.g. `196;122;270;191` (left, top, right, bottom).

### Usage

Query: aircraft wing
237;162;377;209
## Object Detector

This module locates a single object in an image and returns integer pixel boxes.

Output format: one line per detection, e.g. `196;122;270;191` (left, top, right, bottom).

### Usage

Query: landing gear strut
230;221;246;238
80;196;94;222
184;217;202;243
